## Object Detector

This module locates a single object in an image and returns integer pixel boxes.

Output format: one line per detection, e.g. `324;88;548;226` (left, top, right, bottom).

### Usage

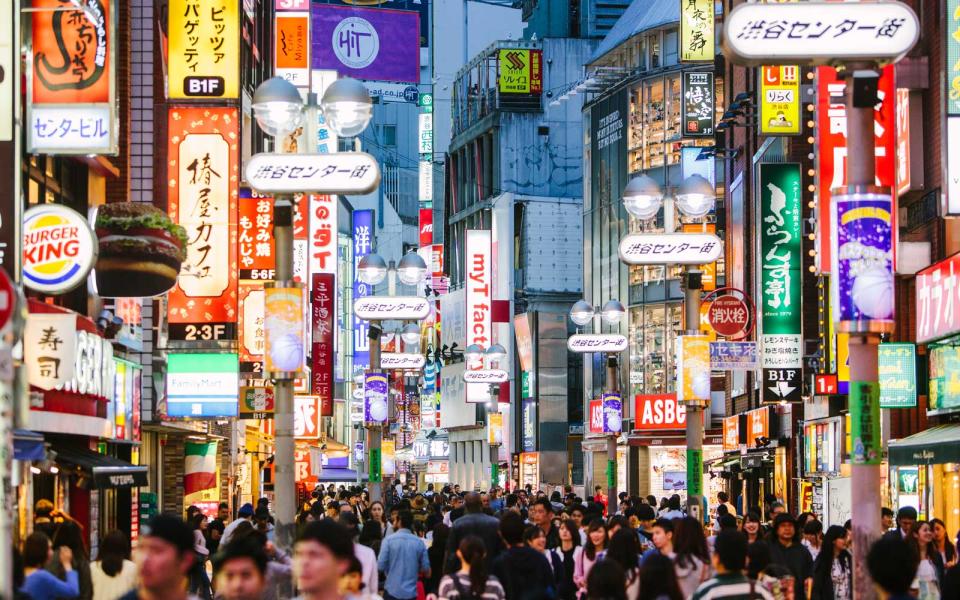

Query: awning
317;467;366;482
14;430;46;462
889;425;960;465
53;445;148;489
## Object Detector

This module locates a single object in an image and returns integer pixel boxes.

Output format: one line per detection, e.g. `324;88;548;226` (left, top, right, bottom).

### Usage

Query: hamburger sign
23;205;96;294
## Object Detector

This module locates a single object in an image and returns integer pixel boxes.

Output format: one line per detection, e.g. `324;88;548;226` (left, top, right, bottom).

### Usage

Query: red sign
431;244;444;277
722;415;739;451
814;373;839;396
419;208;433;248
589;399;603;433
238;282;265;375
634;394;687;430
816;65;895;273
294;444;318;484
0;268;15;333
916;252;960;343
708;295;750;338
747;407;770;447
238;188;275;280
896;89;911;196
311;273;335;416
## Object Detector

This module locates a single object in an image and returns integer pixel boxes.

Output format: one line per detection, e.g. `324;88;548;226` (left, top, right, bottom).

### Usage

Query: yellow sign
382;440;396;477
680;0;715;62
837;332;850;386
168;0;240;99
760;66;801;135
497;49;542;94
488;412;504;445
677;335;711;403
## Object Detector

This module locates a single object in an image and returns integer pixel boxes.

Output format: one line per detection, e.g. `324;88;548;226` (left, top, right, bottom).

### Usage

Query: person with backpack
491;512;556;600
438;536;505;600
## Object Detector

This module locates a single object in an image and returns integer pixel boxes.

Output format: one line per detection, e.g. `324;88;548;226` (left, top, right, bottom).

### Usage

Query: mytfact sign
22;204;96;294
462;369;508;383
722;2;919;66
380;353;426;370
567;334;628;353
465;229;491;370
245;152;381;194
634;394;687;430
353;296;430;321
619;233;722;265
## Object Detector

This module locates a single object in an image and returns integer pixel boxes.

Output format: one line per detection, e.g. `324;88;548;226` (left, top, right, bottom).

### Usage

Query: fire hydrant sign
245;152;381;194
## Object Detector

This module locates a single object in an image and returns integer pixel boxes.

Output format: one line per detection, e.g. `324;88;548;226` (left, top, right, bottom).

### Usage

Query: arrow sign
762;368;803;404
768;381;796;398
245;152;381;194
354;296;430;321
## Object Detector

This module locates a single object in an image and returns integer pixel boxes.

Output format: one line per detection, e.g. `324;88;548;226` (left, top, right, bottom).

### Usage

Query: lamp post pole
605;353;619;513
683;267;703;522
368;319;383;502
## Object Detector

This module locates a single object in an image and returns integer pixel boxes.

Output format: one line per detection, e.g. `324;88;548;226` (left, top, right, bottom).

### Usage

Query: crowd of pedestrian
13;485;957;600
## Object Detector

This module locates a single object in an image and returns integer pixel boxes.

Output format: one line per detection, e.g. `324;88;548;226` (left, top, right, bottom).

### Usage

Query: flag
184;441;218;497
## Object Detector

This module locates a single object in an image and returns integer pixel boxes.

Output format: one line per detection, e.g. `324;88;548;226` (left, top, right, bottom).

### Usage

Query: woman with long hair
437;535;505;600
672;517;709;599
811;525;852;600
604;529;641;600
20;532;79;600
365;501;389;539
637;553;683;600
586;560;626;600
90;530;137;600
574;519;608;599
359;520;383;556
550;520;581;600
931;518;958;568
909;520;945;600
426;523;450;595
743;511;763;545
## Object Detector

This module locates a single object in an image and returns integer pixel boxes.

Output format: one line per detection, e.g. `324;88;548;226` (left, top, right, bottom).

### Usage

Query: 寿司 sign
916;252;960;343
245;152;381;194
567;334;628;353
22;204;97;294
722;2;919;66
619;233;722;265
354;296;430;321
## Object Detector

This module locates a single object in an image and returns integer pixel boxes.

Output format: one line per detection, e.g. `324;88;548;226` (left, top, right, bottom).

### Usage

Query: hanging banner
264;286;305;375
275;12;310;88
166;353;239;418
308;195;337;279
168;0;240;99
238;282;265;374
419;208;433;248
293;395;321;438
850;381;881;465
680;0;715;62
759;65;801;136
364;371;388;423
419;161;434;203
917;252;960;343
238;188;275;281
878;343;917;408
28;0;116;154
311;273;335;416
24;314;77;391
352;210;373;375
497;49;543;95
682;72;714;137
465;230;492;403
677;336;711;404
588;399;603;434
488;412;504;445
602;392;622;434
167;106;239;341
382;439;396;477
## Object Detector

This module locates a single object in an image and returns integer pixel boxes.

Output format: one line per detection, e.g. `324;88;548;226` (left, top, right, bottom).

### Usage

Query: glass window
643;78;665;169
663;30;679;66
649;33;660;69
381;125;397;146
628;84;644;173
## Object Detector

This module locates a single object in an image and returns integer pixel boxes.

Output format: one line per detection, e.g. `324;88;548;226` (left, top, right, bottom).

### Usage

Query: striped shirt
691;573;776;600
438;573;506;600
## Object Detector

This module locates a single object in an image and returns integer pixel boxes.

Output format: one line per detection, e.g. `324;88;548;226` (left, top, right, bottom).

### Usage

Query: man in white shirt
220;503;255;547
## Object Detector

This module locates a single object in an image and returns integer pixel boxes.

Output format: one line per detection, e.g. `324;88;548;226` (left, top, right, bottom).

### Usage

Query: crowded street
1;0;958;598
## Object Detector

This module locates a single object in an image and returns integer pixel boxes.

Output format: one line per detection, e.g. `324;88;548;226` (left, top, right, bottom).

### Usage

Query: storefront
799;416;844;524
412;429;450;487
889;425;960;533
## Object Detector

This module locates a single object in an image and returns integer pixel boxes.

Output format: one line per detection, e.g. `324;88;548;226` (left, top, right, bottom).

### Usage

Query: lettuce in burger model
95;203;188;297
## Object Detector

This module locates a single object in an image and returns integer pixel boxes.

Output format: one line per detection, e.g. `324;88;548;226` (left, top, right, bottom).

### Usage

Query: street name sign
619;233;722;265
354;296;430;321
245;152;381;194
380;353;426;370
462;369;509;383
567;334;628;353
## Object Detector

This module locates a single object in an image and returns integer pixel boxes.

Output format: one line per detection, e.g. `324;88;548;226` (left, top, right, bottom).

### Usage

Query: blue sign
709;341;759;370
352;210;374;375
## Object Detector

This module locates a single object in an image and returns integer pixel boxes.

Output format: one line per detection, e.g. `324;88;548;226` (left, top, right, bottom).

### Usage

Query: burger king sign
23;205;96;294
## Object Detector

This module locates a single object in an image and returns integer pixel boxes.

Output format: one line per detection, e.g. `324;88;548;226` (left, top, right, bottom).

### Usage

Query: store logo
22;204;96;294
332;17;379;69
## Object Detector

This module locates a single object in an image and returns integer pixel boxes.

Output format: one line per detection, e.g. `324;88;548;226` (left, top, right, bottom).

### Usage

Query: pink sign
917;252;960;344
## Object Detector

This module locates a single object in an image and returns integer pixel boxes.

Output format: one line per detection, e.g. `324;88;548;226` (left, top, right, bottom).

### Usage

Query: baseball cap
141;513;193;554
773;512;797;530
238;503;255;518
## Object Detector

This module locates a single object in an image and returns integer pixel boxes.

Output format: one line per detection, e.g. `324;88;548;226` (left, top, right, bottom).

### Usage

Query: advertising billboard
166;353;239;418
168;0;240;99
352;210;373;375
760;65;800;136
497;49;543;95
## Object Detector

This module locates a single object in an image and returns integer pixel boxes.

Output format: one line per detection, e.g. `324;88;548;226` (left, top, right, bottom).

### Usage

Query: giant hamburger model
94;203;187;297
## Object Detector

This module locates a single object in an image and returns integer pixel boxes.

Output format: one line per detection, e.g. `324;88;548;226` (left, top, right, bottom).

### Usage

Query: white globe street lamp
357;253;388;286
465;344;485;365
401;323;422;346
570;300;595;327
397;252;429;286
486;344;507;366
675;174;716;218
252;77;304;137
601;300;626;324
622;175;664;220
321;78;374;138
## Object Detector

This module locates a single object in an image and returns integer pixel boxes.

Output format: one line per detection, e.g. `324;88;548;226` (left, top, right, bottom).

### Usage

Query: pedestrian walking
212;537;270;600
90;530;138;600
573;519;607;599
867;537;919;600
604;528;641;600
292;519;356;600
230;521;294;600
437;535;506;600
766;514;812;600
21;532;80;600
491;512;556;600
673;517;710;598
691;531;775;600
549;520;581;600
810;525;851;600
119;513;201;600
909;520;944;599
741;512;762;546
446;493;503;573
636;553;683;600
190;512;212;599
584;560;625;600
378;510;432;600
931;519;958;568
221;504;256;547
208;503;230;556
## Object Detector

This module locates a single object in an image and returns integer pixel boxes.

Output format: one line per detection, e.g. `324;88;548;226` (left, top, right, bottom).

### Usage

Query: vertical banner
419;161;434;204
168;0;240;99
759;65;801;136
686;448;703;497
419;208;433;248
238;282;265;374
381;440;396;477
352;210;373;376
184;441;219;503
850;381;881;465
308;195;337;279
676;336;711;403
293;395;320;438
602;392;622;434
167;107;239;342
488;412;504;445
238;188;275;280
465;230;492;403
311;273;335;416
589;399;603;434
682;72;714;137
878;343;917;408
496;49;543;94
264;286;305;375
759;163;803;402
830;190;895;332
364;371;388;423
680;0;715;62
275;12;310;88
949;0;960;116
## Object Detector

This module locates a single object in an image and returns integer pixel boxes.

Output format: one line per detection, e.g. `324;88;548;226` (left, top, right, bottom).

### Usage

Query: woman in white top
573;519;608;600
89;531;137;600
910;520;944;600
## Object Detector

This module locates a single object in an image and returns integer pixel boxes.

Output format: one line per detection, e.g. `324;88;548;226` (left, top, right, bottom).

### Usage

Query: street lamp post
463;343;508;488
250;76;374;550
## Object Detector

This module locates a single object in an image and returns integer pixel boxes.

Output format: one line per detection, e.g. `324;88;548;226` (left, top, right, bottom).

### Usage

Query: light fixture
320;77;373;138
600;300;626;324
570;300;595;326
401;323;421;345
30;466;41;474
622;175;664;220
465;344;485;365
485;344;507;365
549;99;561;107
252;76;304;137
357;253;388;286
397;251;428;286
675;174;716;218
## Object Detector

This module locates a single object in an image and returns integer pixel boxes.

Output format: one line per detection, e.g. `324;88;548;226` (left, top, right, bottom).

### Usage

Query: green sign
521;371;532;399
851;381;882;465
878;343;917;408
491;463;499;486
369;448;382;483
419;93;433;112
686;449;703;497
930;345;960;411
606;459;616;489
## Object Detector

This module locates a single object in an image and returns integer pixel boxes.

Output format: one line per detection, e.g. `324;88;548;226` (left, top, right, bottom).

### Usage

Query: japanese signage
619;233;723;265
588;399;603;434
760;66;801;136
380;353;425;370
602;392;622;434
308;194;337;279
709;341;759;370
419;161;433;203
917;252;960;343
168;0;239;99
896;89;911;195
22;204;96;294
722;415;739;451
850;381;881;464
746;407;769;447
311;5;420;83
25;313;77;390
682;72;714;137
680;0;714;62
113;359;140;440
462;369;508;384
815;373;839;395
930;346;960;412
166;353;239;418
830;190;895;332
816;65;896;272
567;334;628;353
634;394;686;430
418;113;433;154
238;188;274;280
764;367;802;403
878;343;916;408
419;208;433;247
707;293;751;338
239;386;274;420
167;106;239;342
354;296;430;321
28;0;116;154
352;210;373;375
238;283;265;374
677;335;711;404
497;49;543;94
804;420;840;474
488;412;504;445
311;273;334;416
245;153;380;195
949;0;960;115
363;371;388;423
275;12;309;88
293;395;320;438
722;2;919;66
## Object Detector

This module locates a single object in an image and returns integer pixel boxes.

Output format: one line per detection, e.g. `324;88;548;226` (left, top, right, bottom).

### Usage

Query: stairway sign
763;368;802;404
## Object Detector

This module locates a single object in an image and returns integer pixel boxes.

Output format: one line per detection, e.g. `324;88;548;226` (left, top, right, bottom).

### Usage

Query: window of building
648;33;660;69
663;30;679;66
380;125;397;146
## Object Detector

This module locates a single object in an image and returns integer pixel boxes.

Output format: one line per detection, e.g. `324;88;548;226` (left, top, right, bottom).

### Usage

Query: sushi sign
22;205;96;294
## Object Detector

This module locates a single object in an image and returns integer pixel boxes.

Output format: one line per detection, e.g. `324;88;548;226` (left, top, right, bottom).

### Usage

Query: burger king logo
23;204;96;294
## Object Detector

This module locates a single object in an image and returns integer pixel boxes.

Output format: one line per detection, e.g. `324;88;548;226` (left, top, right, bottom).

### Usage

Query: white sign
29;106;113;153
332;17;379;68
308;194;338;278
761;333;803;369
567;334;628;353
25;314;77;391
619;233;723;265
294;395;320;438
364;81;419;103
354;296;430;320
418;113;433;155
465;230;493;404
311;70;339;154
722;2;919;66
380;352;426;370
22;204;97;294
948;118;960;216
419;160;433;203
462;369;508;383
245;152;381;194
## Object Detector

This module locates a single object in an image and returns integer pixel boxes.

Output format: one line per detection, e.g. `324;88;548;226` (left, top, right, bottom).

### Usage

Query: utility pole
683;268;703;521
605;354;619;513
368;321;383;502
